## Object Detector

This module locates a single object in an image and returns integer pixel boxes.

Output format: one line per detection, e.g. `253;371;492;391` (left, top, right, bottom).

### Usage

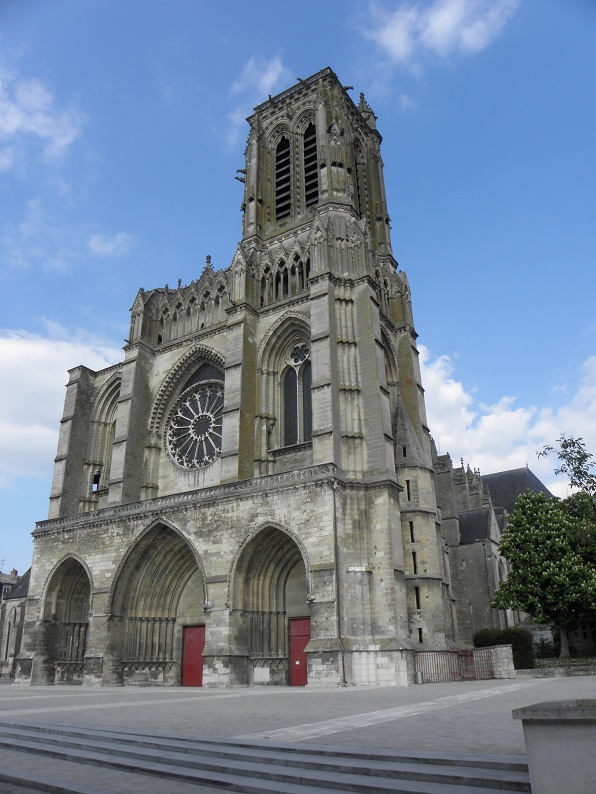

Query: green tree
494;436;596;657
538;434;596;512
493;491;596;657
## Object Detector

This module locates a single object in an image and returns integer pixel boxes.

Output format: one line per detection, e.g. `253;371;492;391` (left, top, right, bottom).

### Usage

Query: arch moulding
225;521;312;608
148;342;226;438
40;553;95;604
106;517;208;616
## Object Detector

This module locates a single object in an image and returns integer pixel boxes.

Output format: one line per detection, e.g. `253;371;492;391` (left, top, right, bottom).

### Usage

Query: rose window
166;382;224;469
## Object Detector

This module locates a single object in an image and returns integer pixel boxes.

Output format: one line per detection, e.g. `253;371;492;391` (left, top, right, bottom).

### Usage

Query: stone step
0;721;531;794
5;719;529;773
0;766;106;794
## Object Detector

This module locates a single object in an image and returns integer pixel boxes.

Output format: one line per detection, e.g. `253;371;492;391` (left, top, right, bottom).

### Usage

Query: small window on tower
92;472;101;492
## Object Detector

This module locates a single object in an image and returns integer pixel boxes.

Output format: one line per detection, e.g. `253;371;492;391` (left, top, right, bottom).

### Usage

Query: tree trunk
559;627;571;658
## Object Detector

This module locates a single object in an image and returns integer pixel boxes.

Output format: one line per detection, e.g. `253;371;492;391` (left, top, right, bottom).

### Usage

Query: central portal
233;526;310;685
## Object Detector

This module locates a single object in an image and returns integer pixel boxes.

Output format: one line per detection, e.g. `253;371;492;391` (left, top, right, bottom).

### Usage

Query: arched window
303;123;318;207
354;140;367;218
87;377;120;501
275;137;291;220
282;345;312;446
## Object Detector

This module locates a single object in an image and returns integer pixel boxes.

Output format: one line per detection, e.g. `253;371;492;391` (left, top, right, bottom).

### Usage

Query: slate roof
458;507;491;544
3;568;30;600
481;467;553;515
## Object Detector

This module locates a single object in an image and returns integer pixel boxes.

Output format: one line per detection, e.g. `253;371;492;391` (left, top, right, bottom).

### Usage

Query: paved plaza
0;675;593;792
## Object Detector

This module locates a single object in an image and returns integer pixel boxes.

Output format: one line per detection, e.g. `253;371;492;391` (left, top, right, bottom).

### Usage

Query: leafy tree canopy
493;491;596;628
494;435;596;657
538;434;596;509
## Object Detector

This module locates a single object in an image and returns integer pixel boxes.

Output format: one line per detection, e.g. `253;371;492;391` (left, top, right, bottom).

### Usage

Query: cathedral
14;67;514;688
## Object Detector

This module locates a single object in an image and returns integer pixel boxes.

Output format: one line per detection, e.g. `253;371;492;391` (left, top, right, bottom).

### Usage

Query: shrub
473;628;535;669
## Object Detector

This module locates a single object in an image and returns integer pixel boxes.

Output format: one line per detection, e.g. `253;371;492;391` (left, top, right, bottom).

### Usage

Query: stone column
201;580;248;687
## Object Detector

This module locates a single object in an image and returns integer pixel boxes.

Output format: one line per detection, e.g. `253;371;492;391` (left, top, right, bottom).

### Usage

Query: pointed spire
358;92;377;129
205;254;212;270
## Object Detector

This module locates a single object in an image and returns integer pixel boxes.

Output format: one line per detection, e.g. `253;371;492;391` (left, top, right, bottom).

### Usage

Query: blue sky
1;0;595;575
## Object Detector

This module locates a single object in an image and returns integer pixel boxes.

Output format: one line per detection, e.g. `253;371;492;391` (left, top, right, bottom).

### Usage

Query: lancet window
275;137;291;220
84;377;120;509
354;140;368;219
272;121;319;224
282;344;312;446
303;123;318;207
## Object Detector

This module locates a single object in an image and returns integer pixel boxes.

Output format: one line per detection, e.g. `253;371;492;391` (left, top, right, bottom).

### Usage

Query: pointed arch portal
43;557;91;684
111;524;205;686
233;527;310;685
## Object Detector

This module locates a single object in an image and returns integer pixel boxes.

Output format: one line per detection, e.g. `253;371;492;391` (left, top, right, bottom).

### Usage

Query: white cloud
365;0;520;67
230;56;292;99
399;94;416;111
0;198;74;271
226;56;293;150
1;200;134;272
0;63;84;168
420;346;596;497
0;326;121;485
1;198;76;272
88;232;135;258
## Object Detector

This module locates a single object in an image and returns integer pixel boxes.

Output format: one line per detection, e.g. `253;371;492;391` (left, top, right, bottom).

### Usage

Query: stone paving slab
0;676;593;791
4;676;592;753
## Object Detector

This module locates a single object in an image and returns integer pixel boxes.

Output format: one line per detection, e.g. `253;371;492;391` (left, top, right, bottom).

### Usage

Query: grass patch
535;657;596;668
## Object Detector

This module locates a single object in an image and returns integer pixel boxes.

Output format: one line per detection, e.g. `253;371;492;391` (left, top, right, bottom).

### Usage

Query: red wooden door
289;617;310;686
182;625;205;687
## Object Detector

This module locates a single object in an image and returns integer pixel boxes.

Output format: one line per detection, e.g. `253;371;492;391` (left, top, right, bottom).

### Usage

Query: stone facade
435;455;511;646
0;569;29;679
435;458;555;647
16;68;466;688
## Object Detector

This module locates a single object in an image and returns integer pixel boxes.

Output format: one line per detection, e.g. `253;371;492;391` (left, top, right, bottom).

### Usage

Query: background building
0;569;29;679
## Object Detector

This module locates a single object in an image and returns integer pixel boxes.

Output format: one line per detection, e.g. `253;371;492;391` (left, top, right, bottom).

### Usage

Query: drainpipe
332;478;347;686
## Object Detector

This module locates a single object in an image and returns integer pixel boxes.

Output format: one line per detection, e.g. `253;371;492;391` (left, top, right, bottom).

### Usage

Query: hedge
473;628;535;669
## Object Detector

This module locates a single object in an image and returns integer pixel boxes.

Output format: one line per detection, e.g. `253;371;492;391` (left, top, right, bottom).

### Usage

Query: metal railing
415;649;494;683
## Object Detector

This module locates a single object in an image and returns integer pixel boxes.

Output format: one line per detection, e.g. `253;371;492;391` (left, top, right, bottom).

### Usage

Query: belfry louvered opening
275;137;291;220
303;123;318;207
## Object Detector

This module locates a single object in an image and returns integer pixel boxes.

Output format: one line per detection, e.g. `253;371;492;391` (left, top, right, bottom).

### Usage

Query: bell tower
240;68;392;254
230;68;457;658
